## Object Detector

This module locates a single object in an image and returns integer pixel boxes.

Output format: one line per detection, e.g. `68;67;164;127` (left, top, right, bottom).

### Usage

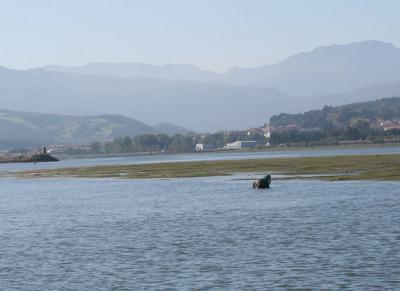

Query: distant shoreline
52;142;400;160
0;153;59;164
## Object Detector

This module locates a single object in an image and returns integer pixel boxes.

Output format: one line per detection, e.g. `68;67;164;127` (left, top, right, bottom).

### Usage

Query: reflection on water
0;177;399;289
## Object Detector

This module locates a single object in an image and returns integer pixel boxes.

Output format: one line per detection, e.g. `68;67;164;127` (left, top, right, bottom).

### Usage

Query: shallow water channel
1;177;399;289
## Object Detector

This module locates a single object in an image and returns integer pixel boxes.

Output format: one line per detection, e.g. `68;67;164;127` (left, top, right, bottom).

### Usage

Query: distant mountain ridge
225;40;400;95
1;40;400;133
0;108;189;149
42;63;219;83
41;40;400;96
0;66;295;131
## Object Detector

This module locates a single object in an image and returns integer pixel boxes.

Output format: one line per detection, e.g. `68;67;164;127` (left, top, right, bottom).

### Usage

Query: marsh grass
13;154;400;181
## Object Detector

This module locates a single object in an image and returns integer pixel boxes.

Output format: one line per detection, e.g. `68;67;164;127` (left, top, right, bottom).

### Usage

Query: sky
0;0;399;72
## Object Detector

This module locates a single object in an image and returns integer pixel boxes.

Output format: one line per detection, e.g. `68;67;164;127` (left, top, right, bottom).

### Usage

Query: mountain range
42;40;400;96
1;40;400;136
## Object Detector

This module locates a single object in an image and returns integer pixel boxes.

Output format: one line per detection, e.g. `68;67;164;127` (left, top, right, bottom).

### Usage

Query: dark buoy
253;175;271;189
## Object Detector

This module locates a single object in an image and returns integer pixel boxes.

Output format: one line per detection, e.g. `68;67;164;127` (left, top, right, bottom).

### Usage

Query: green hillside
268;97;400;146
0;109;189;149
270;97;400;129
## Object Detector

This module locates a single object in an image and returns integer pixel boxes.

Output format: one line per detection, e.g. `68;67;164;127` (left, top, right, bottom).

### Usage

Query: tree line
270;120;400;146
85;132;268;154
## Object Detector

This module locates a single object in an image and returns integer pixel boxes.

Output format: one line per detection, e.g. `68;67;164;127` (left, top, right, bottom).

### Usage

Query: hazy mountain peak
39;39;400;96
224;40;400;95
281;40;399;65
2;39;400;134
312;40;396;51
343;39;396;49
41;62;220;82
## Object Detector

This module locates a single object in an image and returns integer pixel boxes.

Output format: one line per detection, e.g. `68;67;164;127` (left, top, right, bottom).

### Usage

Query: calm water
1;177;399;289
2;145;400;172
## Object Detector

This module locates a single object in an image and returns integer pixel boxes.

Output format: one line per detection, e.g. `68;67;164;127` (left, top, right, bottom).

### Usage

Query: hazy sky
1;0;399;72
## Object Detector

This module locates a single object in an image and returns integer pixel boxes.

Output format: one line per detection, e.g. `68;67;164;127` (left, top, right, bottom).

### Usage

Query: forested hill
0;109;189;149
269;97;400;130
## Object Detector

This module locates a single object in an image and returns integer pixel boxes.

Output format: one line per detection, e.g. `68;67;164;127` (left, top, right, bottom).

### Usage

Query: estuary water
2;144;400;172
1;177;399;289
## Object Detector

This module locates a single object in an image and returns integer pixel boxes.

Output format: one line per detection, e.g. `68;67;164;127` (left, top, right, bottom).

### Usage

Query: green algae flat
12;154;400;181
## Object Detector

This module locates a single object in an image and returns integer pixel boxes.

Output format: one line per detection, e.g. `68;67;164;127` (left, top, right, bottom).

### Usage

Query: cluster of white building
379;121;400;131
195;140;258;151
223;140;257;149
195;125;271;151
222;126;271;138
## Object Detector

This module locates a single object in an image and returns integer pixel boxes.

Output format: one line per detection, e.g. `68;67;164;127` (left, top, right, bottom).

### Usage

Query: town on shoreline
3;97;400;159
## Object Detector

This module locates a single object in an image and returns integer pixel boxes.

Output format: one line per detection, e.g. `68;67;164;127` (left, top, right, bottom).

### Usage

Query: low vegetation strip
0;153;58;164
12;154;400;181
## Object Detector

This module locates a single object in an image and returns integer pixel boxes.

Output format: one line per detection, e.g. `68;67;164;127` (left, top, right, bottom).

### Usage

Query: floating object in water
253;175;271;189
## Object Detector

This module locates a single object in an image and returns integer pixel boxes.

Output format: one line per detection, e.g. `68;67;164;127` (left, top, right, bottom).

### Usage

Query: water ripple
0;178;399;289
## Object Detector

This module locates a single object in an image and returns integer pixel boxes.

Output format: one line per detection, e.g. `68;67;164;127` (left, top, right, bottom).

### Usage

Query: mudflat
11;154;400;181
